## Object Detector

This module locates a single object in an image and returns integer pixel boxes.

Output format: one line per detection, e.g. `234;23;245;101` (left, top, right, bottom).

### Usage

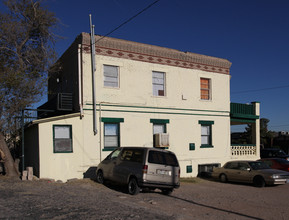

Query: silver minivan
96;147;180;195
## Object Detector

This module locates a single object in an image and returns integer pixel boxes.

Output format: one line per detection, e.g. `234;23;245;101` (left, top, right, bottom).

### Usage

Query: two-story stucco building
24;32;260;182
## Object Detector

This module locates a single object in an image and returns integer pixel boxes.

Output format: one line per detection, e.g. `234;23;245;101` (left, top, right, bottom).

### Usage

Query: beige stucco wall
34;49;232;182
36;114;99;181
82;54;230;112
80;52;231;178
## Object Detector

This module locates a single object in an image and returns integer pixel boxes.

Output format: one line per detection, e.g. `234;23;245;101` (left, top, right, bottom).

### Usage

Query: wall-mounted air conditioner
154;133;169;148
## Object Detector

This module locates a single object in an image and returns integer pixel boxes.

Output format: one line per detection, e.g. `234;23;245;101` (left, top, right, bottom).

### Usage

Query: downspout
89;14;97;135
99;102;102;162
78;44;84;118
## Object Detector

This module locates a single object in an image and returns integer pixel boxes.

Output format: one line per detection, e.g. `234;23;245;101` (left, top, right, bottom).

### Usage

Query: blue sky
4;0;289;132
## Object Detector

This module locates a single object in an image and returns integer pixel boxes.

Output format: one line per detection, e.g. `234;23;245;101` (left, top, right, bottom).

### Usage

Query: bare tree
0;0;59;177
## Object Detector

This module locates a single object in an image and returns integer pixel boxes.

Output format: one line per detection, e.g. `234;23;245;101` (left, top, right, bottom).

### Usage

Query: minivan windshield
148;151;179;167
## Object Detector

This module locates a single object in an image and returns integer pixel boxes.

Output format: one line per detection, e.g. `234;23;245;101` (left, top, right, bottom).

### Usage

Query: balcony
230;102;260;160
230;103;259;124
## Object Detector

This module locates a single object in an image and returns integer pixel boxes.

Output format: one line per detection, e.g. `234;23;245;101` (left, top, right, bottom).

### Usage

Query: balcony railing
231;145;257;158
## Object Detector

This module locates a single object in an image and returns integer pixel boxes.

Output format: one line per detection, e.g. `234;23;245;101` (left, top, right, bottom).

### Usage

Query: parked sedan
258;158;289;172
212;160;289;187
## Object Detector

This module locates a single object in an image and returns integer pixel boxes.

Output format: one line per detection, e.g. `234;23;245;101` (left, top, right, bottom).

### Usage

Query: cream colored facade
25;33;260;182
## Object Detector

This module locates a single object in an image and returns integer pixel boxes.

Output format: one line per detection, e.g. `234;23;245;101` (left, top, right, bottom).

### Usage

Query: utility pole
89;14;97;135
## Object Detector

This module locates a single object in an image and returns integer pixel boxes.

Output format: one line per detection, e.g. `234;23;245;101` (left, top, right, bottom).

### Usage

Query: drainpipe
78;44;84;118
21;109;25;172
89;14;97;135
99;102;102;162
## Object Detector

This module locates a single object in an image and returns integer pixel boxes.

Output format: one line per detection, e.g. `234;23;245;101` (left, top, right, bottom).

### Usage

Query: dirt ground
0;176;289;220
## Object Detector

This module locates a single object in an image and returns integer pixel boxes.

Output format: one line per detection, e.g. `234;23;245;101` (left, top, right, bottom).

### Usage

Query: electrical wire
231;85;289;94
94;0;161;44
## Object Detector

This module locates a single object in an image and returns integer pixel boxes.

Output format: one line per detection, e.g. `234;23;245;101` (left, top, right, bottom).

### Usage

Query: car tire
96;170;104;184
220;174;228;183
253;176;265;187
128;177;140;195
161;188;173;195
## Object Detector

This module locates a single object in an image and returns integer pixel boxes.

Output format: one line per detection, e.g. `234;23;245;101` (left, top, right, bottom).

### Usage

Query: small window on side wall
200;78;211;100
103;65;119;88
199;120;214;148
53;125;72;153
152;71;165;96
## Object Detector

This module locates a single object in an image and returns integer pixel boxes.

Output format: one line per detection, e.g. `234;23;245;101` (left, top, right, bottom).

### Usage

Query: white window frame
152;71;165;96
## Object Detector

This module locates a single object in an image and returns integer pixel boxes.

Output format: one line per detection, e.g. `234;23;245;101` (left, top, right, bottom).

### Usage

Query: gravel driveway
0;176;288;220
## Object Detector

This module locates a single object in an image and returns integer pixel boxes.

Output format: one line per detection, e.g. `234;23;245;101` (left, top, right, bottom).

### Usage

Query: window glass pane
201;125;210;135
152;71;165;96
104;123;119;148
104;65;119;87
104;136;118;147
153;84;164;95
201;136;209;145
54;140;72;152
104;65;118;77
148;151;165;165
201;125;211;145
53;125;72;153
54;126;70;139
200;78;210;100
104;124;118;135
153;124;165;134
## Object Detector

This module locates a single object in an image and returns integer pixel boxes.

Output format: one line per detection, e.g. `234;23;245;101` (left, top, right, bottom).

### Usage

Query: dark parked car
212;160;289;187
260;148;289;160
96;147;180;195
258;158;289;172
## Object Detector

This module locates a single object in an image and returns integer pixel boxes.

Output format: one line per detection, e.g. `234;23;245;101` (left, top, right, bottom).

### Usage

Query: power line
231;84;289;94
94;0;161;44
270;124;289;128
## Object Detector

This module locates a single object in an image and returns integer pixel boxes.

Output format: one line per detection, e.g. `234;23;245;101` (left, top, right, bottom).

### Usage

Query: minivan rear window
148;151;179;167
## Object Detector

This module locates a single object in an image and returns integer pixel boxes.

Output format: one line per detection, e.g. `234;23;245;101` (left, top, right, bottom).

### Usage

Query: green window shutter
189;143;195;151
198;120;214;125
186;165;192;173
101;118;124;123
150;119;170;124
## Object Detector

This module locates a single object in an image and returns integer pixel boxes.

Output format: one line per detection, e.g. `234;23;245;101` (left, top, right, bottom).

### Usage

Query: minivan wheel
128;178;140;195
161;188;173;195
96;170;104;184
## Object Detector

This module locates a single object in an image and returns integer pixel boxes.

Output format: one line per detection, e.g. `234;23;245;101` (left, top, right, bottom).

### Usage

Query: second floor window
104;65;119;88
152;71;165;96
200;78;211;100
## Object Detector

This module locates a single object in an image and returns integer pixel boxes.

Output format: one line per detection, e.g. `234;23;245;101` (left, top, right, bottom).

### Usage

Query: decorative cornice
79;32;231;75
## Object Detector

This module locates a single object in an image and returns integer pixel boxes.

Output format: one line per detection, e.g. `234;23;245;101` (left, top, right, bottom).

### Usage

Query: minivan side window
110;148;121;159
148;151;178;167
120;149;144;163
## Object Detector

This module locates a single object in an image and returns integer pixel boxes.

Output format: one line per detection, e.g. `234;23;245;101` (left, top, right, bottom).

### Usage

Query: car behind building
258;158;289;172
96;147;180;195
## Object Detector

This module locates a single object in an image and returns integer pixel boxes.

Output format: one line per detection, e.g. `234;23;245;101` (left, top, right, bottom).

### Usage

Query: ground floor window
53;125;73;153
101;117;124;150
199;120;214;148
104;123;120;148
